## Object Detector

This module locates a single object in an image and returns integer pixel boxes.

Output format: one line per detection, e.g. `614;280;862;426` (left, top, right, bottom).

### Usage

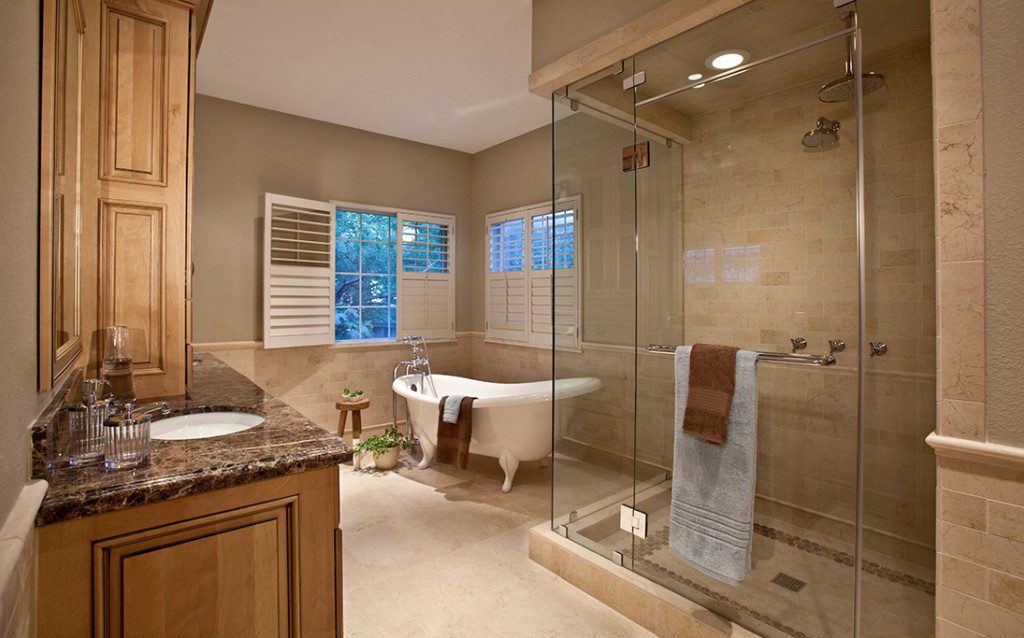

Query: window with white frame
263;193;455;349
334;209;397;340
485;198;579;349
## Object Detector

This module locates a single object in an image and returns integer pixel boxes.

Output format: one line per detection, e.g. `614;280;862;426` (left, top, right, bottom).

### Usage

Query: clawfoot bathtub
392;374;602;492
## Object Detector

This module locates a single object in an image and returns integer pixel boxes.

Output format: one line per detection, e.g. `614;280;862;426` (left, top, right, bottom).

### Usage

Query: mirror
39;0;84;390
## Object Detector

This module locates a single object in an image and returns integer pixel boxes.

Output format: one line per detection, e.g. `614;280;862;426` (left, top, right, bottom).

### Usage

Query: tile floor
339;452;656;637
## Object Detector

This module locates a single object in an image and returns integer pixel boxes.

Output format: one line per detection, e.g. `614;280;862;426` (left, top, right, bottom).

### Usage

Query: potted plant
340;388;364;403
353;425;412;470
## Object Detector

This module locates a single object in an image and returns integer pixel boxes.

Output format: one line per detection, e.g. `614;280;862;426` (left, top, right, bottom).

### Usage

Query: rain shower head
818;10;886;103
818;71;886;103
802;117;841;149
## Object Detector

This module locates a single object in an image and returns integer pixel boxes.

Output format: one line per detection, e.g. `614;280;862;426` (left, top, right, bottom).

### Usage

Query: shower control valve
790;337;807;353
870;341;888;357
828;339;846;356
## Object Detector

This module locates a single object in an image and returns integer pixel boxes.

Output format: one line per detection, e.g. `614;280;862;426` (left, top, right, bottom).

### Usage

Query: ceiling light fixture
706;49;750;70
688;73;703;81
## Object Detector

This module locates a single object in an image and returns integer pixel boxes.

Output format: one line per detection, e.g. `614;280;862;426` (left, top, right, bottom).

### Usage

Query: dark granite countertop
33;354;350;526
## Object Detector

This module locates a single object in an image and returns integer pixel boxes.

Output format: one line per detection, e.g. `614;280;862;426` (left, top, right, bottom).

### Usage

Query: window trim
483;196;581;351
330;200;456;346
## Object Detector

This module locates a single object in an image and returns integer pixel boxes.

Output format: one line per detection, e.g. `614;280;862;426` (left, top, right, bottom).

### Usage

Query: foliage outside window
334;210;397;341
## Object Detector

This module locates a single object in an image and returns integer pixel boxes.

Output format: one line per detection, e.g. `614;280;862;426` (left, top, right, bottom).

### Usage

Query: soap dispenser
66;379;110;467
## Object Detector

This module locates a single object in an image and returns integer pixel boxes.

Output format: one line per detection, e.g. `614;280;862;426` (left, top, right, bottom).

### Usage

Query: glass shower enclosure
549;1;936;636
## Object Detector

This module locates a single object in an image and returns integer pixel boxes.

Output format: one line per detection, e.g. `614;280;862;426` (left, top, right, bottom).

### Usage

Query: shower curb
528;523;760;638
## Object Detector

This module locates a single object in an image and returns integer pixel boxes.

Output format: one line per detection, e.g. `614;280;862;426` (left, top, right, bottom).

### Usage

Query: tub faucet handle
790;337;807;353
828;339;846;356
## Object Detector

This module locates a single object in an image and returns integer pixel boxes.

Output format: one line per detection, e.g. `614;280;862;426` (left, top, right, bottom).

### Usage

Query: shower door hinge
622;71;646;91
620;504;648;539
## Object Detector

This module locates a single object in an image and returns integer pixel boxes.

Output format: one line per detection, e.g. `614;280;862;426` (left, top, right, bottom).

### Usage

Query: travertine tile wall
198;338;472;437
678;45;936;560
930;0;1024;635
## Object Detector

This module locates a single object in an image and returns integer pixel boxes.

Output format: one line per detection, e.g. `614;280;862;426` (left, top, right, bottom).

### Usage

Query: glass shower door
627;20;864;638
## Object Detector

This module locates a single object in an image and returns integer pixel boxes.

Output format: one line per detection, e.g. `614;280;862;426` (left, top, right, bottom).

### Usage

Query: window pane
361;275;395;306
335;240;360;272
336;210;360;239
488;218;525;273
361;212;394;242
401;220;449;273
334;275;359;305
360;241;393;274
361;307;396;340
335;307;361;340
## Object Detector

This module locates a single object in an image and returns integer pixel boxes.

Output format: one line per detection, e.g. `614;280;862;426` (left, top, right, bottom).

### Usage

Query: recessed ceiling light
706;49;750;70
688;73;703;81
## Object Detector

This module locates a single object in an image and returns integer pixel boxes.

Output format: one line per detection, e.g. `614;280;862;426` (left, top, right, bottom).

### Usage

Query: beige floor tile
340;454;653;637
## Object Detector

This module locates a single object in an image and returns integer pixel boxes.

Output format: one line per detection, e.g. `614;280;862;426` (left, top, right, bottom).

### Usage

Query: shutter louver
263;194;335;348
397;213;455;340
486;217;528;342
529;208;578;349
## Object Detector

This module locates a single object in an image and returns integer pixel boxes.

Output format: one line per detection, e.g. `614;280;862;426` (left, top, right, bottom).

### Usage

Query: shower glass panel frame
549;9;891;636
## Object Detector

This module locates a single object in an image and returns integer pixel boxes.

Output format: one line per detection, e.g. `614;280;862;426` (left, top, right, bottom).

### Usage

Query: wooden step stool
336;398;370;469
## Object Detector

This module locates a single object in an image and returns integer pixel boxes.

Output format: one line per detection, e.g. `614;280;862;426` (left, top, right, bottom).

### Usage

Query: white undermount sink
150;412;266;441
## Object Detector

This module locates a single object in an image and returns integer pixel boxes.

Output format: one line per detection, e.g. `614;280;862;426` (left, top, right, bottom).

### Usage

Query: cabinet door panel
100;2;167;184
121;521;281;637
100;200;165;372
94;497;298;638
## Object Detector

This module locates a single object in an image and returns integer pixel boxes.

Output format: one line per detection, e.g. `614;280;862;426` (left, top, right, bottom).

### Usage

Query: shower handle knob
870;342;888;357
828;339;846;356
790;337;807;353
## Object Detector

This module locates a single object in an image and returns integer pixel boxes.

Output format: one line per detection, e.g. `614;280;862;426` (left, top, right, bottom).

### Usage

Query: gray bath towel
669;346;758;585
442;394;465;424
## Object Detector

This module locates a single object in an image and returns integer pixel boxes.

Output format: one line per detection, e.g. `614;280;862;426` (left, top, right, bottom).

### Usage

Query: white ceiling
197;0;551;154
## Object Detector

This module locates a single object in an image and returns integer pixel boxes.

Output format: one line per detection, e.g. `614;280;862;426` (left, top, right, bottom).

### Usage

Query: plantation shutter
486;216;528;342
397;212;455;340
263;193;335;348
528;205;579;349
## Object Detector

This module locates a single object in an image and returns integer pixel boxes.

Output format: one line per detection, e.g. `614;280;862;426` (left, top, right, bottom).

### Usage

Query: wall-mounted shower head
802;117;841;149
818;10;886;103
818;71;886;103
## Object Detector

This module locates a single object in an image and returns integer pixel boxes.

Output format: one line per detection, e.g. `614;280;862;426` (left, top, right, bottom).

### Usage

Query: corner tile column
931;1;1024;636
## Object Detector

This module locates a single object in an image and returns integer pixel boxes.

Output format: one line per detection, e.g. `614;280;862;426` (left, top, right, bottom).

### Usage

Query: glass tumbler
103;412;151;470
67;401;108;467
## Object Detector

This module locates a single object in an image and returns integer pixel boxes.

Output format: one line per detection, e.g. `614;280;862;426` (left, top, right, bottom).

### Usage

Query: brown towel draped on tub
436;396;476;469
683;344;740;445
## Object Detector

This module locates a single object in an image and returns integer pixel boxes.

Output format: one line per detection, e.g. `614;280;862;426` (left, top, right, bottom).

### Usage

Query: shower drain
770;572;807;593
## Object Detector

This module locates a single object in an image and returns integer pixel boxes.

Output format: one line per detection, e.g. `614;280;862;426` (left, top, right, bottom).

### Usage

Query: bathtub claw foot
418;438;435;470
499;450;519;493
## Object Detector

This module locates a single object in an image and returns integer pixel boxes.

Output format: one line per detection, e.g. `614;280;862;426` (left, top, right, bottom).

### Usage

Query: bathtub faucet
393;336;435;438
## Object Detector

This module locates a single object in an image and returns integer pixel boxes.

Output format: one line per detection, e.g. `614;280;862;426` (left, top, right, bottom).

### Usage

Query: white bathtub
392;374;602;492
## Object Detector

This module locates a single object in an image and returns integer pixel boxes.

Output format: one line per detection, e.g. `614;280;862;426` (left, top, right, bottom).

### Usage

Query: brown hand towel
682;344;740;445
436;396;476;470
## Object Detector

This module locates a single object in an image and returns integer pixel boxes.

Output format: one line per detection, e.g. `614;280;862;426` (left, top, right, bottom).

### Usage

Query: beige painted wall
468;125;551;333
531;0;671;70
981;0;1024;447
0;0;50;522
192;95;474;342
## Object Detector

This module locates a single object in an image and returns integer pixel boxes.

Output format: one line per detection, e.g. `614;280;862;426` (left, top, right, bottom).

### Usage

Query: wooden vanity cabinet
37;467;342;637
42;0;210;397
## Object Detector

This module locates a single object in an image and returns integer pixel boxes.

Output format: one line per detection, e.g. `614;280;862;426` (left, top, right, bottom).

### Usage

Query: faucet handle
790;337;807;353
828;339;846;356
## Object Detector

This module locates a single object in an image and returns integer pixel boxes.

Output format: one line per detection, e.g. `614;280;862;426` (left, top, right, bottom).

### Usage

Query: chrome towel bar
645;344;837;367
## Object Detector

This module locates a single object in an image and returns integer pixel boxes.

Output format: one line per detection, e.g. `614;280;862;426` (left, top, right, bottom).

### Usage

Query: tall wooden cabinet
69;0;201;397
